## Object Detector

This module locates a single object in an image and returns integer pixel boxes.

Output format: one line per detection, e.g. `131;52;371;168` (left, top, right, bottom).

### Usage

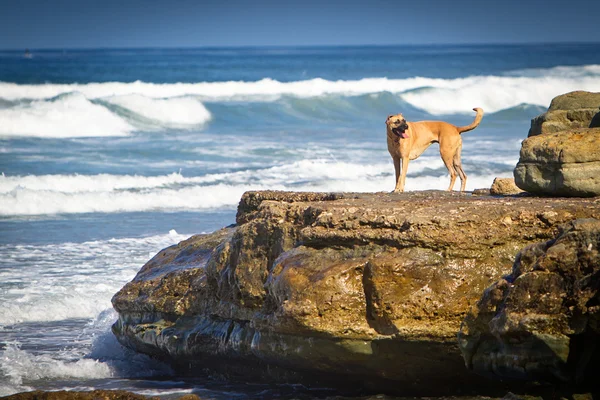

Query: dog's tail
457;107;484;134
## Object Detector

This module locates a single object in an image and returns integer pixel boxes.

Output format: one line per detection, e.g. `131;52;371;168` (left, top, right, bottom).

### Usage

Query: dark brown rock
111;191;600;394
458;218;600;385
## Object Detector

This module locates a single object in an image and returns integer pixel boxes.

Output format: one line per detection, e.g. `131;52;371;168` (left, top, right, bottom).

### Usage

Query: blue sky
1;0;599;49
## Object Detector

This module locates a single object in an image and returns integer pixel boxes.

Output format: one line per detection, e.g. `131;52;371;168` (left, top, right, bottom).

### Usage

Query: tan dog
386;107;484;192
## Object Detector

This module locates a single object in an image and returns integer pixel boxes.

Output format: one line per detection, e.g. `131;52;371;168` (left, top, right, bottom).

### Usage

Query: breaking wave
0;64;598;137
0;93;134;138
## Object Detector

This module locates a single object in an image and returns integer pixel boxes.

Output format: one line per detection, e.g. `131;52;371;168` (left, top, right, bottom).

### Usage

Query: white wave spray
0;93;134;138
0;230;190;324
0;64;598;113
0;64;598;137
0;154;512;216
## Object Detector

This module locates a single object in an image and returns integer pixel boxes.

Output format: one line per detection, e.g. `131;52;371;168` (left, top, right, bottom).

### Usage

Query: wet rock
112;191;600;395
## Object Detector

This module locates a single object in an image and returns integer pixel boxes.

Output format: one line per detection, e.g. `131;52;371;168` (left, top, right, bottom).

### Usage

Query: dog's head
386;114;410;139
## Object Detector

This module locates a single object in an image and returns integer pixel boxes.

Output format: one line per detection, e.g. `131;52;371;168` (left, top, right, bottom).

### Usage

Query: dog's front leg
392;156;402;192
398;157;409;192
393;157;408;193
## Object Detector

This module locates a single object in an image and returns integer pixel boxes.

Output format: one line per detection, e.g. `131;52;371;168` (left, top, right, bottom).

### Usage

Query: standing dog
386;108;484;193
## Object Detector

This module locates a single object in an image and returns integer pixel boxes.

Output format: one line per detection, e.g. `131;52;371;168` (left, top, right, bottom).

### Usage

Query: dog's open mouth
392;127;410;139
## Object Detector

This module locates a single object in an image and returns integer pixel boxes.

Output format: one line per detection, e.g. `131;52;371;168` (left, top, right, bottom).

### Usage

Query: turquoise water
1;44;599;398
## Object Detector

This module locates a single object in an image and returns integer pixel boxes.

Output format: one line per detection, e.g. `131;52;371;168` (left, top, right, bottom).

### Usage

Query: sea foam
0;93;134;138
0;64;598;113
0;230;189;324
0;64;598;138
103;94;212;126
0;155;509;216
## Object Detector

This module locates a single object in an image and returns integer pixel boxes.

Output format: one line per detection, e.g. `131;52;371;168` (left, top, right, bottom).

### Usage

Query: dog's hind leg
441;151;457;191
453;144;467;192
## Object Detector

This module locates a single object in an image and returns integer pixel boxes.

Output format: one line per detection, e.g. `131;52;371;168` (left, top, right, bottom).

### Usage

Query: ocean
1;43;600;398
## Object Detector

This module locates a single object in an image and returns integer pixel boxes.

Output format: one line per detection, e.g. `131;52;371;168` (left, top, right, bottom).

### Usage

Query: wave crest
0;64;598;137
0;93;134;138
102;94;211;126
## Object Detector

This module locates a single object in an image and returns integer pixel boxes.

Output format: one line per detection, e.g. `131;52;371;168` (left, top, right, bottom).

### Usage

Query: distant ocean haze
1;44;599;398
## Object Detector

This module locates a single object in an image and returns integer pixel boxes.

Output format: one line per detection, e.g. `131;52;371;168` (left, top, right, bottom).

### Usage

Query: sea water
1;44;600;398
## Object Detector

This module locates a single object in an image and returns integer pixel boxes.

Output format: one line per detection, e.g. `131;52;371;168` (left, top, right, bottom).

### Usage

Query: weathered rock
515;89;600;197
458;218;600;385
528;91;600;137
490;177;525;196
514;128;600;196
112;191;600;395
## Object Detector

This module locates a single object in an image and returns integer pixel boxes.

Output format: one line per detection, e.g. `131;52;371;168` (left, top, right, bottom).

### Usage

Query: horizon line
2;40;600;52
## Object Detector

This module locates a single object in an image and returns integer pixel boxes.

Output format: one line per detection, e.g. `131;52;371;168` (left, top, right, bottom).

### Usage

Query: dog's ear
386;114;393;123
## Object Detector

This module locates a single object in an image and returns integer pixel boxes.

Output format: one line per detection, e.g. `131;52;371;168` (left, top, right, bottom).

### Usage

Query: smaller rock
472;188;491;196
490;177;524;195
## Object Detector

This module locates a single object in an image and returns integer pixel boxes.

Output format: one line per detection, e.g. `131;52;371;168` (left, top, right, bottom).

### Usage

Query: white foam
0;172;199;194
0;64;598;115
0;309;174;396
0;342;112;384
0;77;428;101
0;230;186;396
104;94;212;126
400;74;600;114
0;172;265;216
0;65;598;138
0;231;190;324
0;183;262;216
0;153;513;216
0;93;133;138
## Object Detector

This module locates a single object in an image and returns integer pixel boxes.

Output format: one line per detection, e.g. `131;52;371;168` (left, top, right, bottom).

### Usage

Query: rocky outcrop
514;91;600;197
111;191;600;395
458;218;600;385
528;91;600;137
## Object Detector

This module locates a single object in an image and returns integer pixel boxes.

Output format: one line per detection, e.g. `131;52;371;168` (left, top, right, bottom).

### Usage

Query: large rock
514;91;600;197
111;191;600;395
458;218;600;385
528;91;600;137
514;128;600;197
